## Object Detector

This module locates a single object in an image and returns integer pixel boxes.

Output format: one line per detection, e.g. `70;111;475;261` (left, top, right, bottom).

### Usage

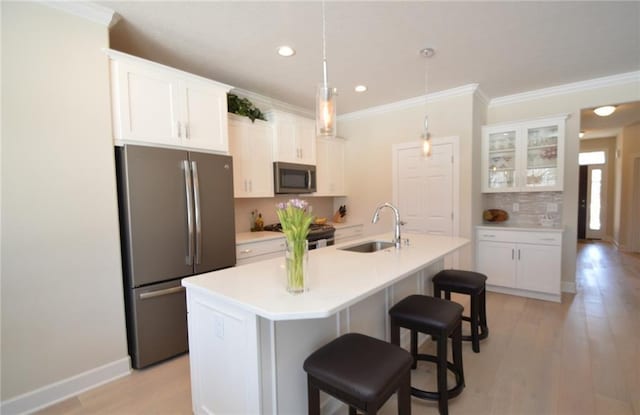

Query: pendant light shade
420;48;434;158
316;0;337;137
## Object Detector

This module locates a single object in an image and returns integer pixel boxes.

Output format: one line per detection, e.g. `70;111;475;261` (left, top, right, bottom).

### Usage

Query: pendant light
316;0;337;137
420;47;435;157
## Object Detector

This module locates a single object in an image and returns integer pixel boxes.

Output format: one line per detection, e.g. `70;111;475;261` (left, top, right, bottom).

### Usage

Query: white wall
1;1;128;408
338;88;480;269
618;123;640;250
487;78;640;288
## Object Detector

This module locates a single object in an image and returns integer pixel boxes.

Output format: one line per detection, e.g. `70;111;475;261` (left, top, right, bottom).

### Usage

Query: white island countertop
182;233;469;321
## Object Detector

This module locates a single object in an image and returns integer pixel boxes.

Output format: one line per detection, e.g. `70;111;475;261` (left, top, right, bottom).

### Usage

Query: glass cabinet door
525;125;559;188
487;130;517;190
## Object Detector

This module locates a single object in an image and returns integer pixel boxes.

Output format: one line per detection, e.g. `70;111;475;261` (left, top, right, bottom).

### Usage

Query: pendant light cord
322;0;328;86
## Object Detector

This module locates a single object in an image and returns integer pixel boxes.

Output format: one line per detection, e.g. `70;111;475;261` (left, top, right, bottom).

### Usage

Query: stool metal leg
410;330;418;369
436;335;449;415
397;370;412;415
452;323;465;388
470;294;480;353
308;375;320;415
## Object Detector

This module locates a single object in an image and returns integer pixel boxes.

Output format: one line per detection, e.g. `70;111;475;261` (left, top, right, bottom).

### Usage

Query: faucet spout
371;202;402;248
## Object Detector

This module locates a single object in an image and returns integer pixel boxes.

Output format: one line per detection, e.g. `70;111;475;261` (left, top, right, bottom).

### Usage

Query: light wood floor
38;241;639;415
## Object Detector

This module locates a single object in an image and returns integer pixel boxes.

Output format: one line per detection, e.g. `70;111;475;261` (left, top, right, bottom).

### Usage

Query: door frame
630;153;640;252
391;136;460;266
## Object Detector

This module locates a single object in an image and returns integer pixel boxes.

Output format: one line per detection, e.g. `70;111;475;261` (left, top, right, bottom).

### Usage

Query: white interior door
394;139;457;267
586;165;606;239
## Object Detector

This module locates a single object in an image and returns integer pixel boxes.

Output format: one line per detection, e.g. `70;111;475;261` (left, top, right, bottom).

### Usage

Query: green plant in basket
276;199;314;293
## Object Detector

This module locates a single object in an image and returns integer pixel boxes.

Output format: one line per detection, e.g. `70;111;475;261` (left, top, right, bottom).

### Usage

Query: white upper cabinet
481;116;566;193
267;110;316;165
228;114;274;198
314;137;346;196
107;49;231;153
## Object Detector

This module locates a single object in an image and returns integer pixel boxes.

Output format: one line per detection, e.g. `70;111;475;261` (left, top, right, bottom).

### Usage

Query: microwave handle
307;169;312;190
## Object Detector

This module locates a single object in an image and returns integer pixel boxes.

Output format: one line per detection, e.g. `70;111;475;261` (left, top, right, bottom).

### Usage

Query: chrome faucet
371;202;402;248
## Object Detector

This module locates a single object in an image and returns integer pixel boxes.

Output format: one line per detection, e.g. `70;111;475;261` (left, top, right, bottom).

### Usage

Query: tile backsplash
482;192;563;227
234;196;335;233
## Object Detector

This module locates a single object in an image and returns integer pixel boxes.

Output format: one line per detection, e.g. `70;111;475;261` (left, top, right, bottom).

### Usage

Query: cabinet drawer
335;225;363;242
476;229;514;242
516;232;562;245
236;238;286;260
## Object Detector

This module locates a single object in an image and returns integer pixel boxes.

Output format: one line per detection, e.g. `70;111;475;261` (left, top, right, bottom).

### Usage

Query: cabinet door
516;243;561;294
114;61;181;143
272;113;298;163
315;138;345;196
477;241;516;288
246;121;274;197
182;80;229;152
522;119;564;191
296;117;317;165
482;125;519;192
228;119;250;197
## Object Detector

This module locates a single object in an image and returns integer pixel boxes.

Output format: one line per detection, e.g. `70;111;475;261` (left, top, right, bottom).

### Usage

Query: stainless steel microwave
274;162;316;194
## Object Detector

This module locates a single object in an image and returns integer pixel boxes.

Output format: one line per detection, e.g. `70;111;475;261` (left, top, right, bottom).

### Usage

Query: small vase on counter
285;239;308;294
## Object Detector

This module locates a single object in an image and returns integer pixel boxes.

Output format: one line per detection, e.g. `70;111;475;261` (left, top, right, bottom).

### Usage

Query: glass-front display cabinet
482;116;566;193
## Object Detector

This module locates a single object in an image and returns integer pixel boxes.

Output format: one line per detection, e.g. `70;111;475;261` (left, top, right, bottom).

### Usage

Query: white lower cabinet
236;237;285;265
476;227;562;302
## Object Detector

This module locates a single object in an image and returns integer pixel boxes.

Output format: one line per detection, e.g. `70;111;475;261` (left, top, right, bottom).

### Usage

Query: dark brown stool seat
303;333;414;415
389;295;465;415
432;269;489;353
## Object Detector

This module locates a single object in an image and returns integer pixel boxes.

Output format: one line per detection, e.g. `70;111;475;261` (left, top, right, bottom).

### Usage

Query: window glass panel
589;168;602;231
579;151;606;165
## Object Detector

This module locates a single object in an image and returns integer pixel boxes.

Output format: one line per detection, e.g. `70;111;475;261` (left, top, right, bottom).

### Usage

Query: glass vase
285;239;308;294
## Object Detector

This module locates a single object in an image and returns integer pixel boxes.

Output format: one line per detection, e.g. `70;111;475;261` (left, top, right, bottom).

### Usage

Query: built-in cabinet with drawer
482;116;566;193
236;236;286;266
314;137;346;196
107;49;231;153
476;226;563;302
228;114;274;198
267;110;316;165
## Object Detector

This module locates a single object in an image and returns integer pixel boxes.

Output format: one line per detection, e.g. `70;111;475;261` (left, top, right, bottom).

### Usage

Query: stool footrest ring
410;353;465;401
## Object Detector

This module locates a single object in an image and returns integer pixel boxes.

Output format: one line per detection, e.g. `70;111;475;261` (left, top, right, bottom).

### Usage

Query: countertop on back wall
236;222;363;245
477;223;564;232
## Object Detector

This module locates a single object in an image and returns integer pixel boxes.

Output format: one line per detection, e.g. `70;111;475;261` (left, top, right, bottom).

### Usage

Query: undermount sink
339;240;396;253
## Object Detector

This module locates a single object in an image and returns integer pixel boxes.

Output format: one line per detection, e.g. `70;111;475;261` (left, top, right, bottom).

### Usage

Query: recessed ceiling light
594;105;616;117
354;85;367;93
277;46;295;57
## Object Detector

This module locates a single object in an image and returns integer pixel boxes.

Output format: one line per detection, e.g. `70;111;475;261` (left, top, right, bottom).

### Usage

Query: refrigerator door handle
191;160;202;265
183;160;194;266
139;286;186;300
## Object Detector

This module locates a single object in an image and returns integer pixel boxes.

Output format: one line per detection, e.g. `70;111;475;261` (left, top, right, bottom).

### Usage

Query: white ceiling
102;1;640;115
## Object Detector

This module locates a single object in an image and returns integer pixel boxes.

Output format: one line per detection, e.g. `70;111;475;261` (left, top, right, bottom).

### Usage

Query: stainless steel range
263;223;335;250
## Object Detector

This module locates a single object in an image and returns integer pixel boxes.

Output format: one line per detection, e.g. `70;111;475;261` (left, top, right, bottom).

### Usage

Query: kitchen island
182;233;468;415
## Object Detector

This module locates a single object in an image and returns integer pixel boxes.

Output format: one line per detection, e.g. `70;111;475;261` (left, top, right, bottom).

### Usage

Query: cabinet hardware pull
483;234;495;238
512;249;514;260
240;249;252;254
185;123;190;139
178;121;182;138
540;238;555;241
518;249;521;260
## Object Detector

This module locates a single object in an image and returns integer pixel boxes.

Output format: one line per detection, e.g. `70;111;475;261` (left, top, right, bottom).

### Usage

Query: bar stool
432;270;489;353
389;295;465;415
303;333;414;415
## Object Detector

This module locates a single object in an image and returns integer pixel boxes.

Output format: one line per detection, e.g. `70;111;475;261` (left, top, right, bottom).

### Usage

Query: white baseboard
486;285;561;303
1;357;131;415
561;281;577;294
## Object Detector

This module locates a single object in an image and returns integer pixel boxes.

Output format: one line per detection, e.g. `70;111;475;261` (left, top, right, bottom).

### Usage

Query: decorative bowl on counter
483;209;509;222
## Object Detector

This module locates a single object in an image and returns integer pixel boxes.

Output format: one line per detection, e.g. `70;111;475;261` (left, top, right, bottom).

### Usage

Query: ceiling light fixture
420;47;435;158
277;46;296;57
594;105;616;117
316;0;337;137
355;85;368;93
579;131;585;138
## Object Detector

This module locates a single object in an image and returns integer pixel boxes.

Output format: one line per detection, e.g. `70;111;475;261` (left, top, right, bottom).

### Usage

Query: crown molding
338;84;479;122
39;1;120;28
489;71;640;108
231;88;314;118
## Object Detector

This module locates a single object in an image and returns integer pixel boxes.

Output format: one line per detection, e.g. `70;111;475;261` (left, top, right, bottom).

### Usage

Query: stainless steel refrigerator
115;145;236;368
